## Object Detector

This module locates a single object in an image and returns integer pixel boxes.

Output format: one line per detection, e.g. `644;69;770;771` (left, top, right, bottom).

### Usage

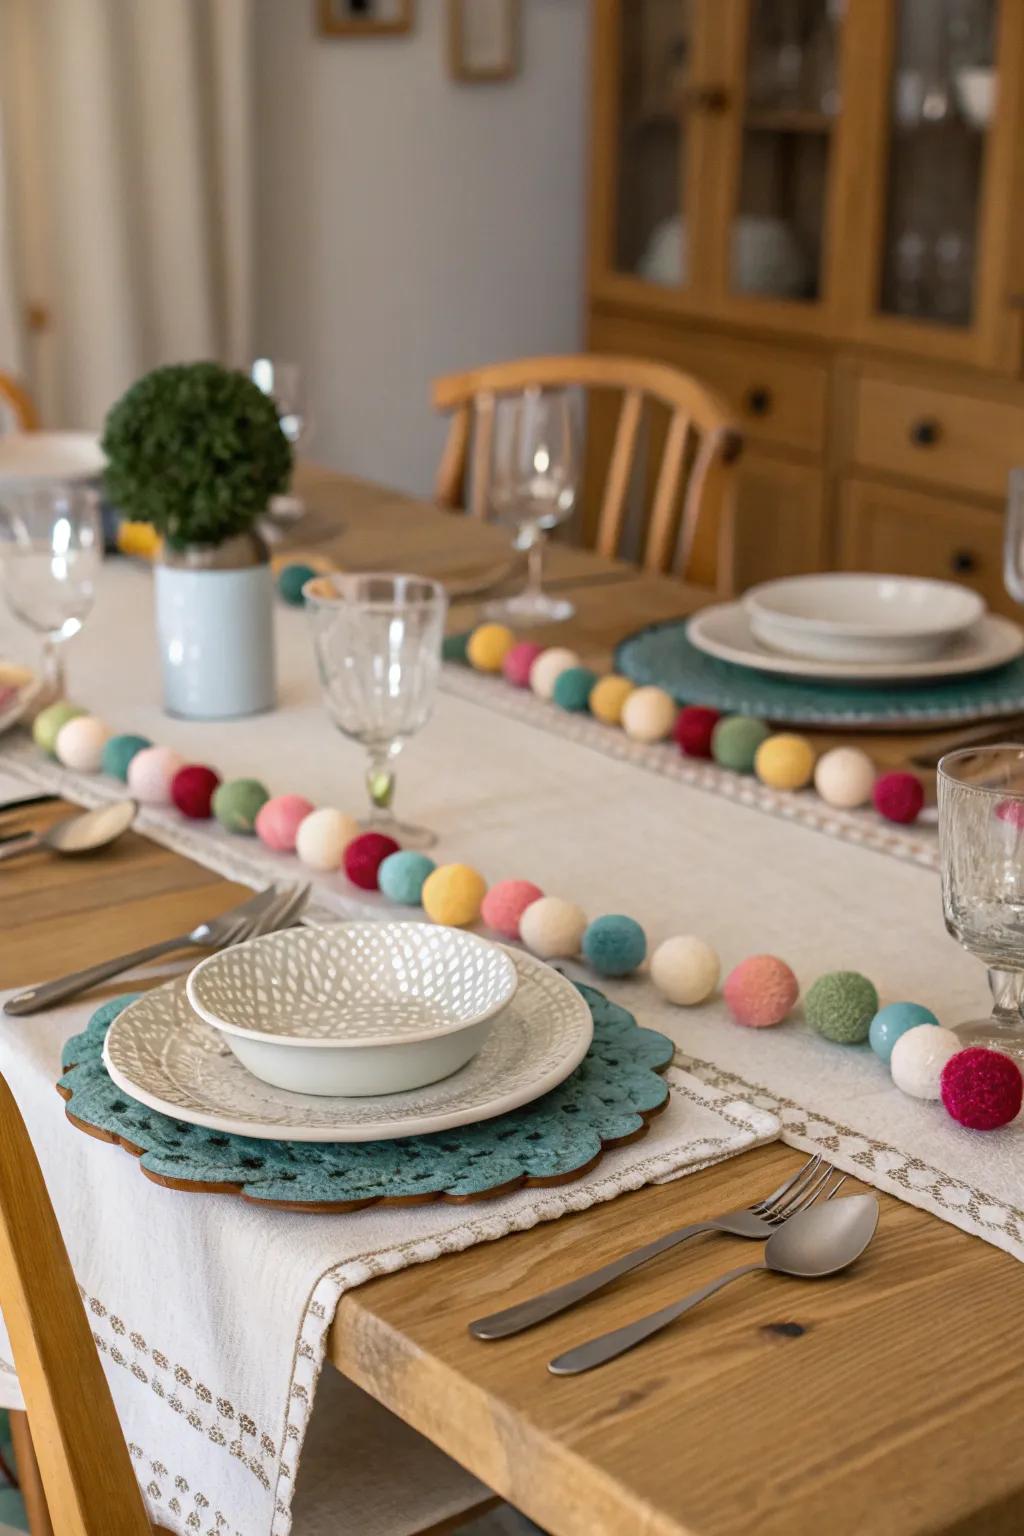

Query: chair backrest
0;1071;153;1535
431;353;742;593
0;372;40;433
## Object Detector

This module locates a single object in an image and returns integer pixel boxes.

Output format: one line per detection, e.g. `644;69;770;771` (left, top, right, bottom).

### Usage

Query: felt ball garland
171;765;221;820
344;832;400;890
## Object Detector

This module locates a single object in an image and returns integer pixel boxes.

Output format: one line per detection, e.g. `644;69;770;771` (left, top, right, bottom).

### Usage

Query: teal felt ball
277;562;318;606
805;970;879;1045
552;666;599;714
442;631;472;664
101;733;152;781
212;777;270;834
711;715;771;773
378;850;436;906
869;1001;939;1063
582;914;647;977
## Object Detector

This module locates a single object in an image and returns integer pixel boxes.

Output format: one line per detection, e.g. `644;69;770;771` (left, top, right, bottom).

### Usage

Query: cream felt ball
127;746;187;805
754;733;815;792
890;1024;962;1100
814;746;876;810
54;715;110;772
255;794;316;853
481;878;544;940
422;863;487;928
651;936;720;1005
519;896;587;959
295;808;359;871
529;647;580;700
621;686;676;744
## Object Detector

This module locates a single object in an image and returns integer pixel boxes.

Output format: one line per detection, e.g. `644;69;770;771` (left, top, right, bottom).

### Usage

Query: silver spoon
548;1194;879;1376
0;799;138;865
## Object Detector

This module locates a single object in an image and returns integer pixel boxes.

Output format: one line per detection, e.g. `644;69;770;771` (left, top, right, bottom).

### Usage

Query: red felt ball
170;764;221;820
872;771;925;825
940;1047;1023;1130
343;831;401;890
673;705;721;759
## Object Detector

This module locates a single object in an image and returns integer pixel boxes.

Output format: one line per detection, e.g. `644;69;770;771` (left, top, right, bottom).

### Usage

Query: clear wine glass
305;572;447;849
251;358;314;521
938;745;1024;1060
484;388;579;627
1004;468;1024;603
0;482;102;698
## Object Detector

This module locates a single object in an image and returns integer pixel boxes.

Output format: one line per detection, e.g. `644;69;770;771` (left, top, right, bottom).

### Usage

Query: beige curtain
0;0;253;428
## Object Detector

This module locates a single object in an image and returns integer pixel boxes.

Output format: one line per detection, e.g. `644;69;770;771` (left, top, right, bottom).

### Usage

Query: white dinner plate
103;947;593;1143
0;431;105;486
688;603;1024;684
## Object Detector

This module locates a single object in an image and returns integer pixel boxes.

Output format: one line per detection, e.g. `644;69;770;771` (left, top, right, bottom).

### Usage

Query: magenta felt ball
170;765;221;820
940;1047;1024;1130
502;641;545;689
873;771;925;825
255;794;316;853
723;954;799;1028
481;878;544;940
127;746;186;805
344;832;400;890
673;705;721;759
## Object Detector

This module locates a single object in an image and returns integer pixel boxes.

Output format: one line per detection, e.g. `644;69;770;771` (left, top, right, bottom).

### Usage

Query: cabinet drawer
852;376;1024;501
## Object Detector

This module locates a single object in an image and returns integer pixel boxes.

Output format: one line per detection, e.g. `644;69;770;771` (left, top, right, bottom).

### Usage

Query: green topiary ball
277;562;317;606
805;971;879;1045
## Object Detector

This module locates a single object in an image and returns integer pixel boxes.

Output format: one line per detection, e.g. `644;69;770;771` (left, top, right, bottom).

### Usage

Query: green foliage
101;361;293;548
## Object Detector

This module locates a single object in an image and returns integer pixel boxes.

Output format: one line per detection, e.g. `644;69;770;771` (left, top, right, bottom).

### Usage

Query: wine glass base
361;815;437;851
951;1016;1024;1063
483;591;575;626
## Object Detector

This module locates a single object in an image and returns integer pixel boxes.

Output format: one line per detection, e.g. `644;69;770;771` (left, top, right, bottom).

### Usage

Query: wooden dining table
3;464;1024;1536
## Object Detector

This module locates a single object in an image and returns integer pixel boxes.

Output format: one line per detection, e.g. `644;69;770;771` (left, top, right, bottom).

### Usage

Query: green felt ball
711;715;771;773
101;733;152;781
32;701;85;757
378;850;436;906
442;631;472;664
552;666;599;713
805;971;879;1045
277;562;318;606
212;777;270;834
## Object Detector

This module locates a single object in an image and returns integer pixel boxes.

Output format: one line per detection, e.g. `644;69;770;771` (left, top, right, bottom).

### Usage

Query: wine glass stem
41;638;65;700
525;533;546;600
366;752;397;824
987;967;1024;1025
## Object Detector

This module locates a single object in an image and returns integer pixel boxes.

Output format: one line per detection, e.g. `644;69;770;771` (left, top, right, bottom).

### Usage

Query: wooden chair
432;354;742;594
0;372;40;432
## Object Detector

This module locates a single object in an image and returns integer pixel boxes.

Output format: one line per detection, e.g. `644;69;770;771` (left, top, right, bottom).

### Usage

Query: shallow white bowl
743;574;985;663
186;922;519;1097
955;67;996;129
0;431;106;486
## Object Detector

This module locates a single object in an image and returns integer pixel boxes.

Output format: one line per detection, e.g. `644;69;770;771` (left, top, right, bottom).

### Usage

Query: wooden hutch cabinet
586;0;1024;609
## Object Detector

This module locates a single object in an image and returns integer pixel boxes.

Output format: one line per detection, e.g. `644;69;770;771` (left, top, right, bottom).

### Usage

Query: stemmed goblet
251;358;314;521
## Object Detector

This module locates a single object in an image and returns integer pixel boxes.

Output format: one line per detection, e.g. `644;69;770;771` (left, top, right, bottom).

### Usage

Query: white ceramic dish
105;953;593;1142
186;922;519;1097
955;66;995;129
0;432;105;486
743;574;985;663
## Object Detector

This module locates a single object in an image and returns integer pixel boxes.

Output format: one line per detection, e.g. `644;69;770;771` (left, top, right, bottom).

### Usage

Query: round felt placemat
57;987;673;1213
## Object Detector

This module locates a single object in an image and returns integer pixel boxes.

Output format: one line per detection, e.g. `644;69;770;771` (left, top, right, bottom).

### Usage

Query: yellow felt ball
589;673;635;726
467;623;515;673
621;685;676;744
754;733;816;791
422;863;487;927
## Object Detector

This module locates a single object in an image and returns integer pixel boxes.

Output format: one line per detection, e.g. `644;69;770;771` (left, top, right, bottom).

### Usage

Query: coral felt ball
127;746;187;806
32;701;84;757
873;771;925;825
553;666;599;713
814;746;876;810
502;641;544;689
467;623;515;673
102;733;152;782
481;878;544;940
277;562;318;606
754;733;816;792
712;715;770;773
255;793;316;852
868;1001;939;1064
582;915;647;977
673;705;721;759
295;808;360;872
651;936;720;1006
344;832;401;890
442;631;472;664
589;674;634;726
54;715;110;772
621;686;676;744
805;971;879;1044
723;954;798;1028
940;1047;1024;1130
422;863;487;927
378;850;436;906
530;647;580;700
890;1025;962;1099
519;896;587;959
211;777;270;833
170;765;221;820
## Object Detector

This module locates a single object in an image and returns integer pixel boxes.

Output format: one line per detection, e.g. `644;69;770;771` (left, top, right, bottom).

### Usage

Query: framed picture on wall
448;0;520;82
317;0;414;37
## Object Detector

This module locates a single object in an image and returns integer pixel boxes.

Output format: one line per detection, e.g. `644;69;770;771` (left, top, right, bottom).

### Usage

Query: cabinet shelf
744;109;834;135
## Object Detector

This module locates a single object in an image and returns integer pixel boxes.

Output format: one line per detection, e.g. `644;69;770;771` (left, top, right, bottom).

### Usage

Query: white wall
252;0;588;498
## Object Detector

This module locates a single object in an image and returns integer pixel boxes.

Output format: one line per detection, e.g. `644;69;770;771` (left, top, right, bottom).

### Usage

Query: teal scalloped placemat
614;619;1024;727
57;988;673;1212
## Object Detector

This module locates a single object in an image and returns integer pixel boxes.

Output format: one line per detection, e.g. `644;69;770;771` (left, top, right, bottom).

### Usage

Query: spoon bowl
0;799;137;864
764;1192;879;1277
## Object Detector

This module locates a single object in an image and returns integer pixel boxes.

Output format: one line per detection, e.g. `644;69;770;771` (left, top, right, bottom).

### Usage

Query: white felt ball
621;686;676;744
54;714;110;772
650;935;721;1006
890;1024;962;1100
813;746;876;810
519;896;587;959
530;647;580;701
126;745;186;805
295;808;360;872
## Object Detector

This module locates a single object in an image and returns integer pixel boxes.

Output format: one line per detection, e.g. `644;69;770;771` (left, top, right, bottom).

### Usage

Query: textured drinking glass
939;745;1024;1059
305;573;447;849
1004;468;1024;604
251;358;313;520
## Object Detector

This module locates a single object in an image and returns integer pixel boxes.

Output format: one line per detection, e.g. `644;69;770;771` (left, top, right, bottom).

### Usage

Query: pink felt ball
343;831;400;890
502;641;545;689
481;878;545;940
872;771;925;825
255;793;316;853
126;746;187;805
673;705;721;759
723;954;799;1028
171;765;221;820
940;1047;1024;1130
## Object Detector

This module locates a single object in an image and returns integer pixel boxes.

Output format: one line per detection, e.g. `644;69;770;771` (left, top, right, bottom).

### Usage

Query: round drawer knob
744;386;772;417
910;418;941;447
950;549;978;575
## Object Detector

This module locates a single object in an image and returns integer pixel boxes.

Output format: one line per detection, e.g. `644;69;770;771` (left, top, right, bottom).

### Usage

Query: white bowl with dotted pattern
186;922;519;1097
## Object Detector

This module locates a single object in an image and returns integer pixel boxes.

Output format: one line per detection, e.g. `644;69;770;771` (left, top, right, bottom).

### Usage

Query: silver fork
468;1156;845;1340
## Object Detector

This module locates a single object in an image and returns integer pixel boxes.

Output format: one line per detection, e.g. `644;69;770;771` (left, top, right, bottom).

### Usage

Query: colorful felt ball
170;764;221;820
651;935;720;1006
754;733;816;792
621;685;676;744
277;562;318;606
211;777;270;833
582;914;647;977
255;793;316;853
723;954;799;1028
814;746;876;810
502;641;544;689
873;771;925;825
673;705;721;760
442;631;472;664
589;674;634;726
530;647;580;700
378;850;436;906
127;746;187;806
519;896;587;959
805;970;879;1044
295;808;360;872
54;715;110;772
481;878;544;940
467;623;515;674
868;1001;939;1064
102;733;152;782
940;1047;1024;1130
343;831;401;890
421;863;487;927
553;666;599;713
711;715;770;774
890;1025;962;1100
32;701;84;757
